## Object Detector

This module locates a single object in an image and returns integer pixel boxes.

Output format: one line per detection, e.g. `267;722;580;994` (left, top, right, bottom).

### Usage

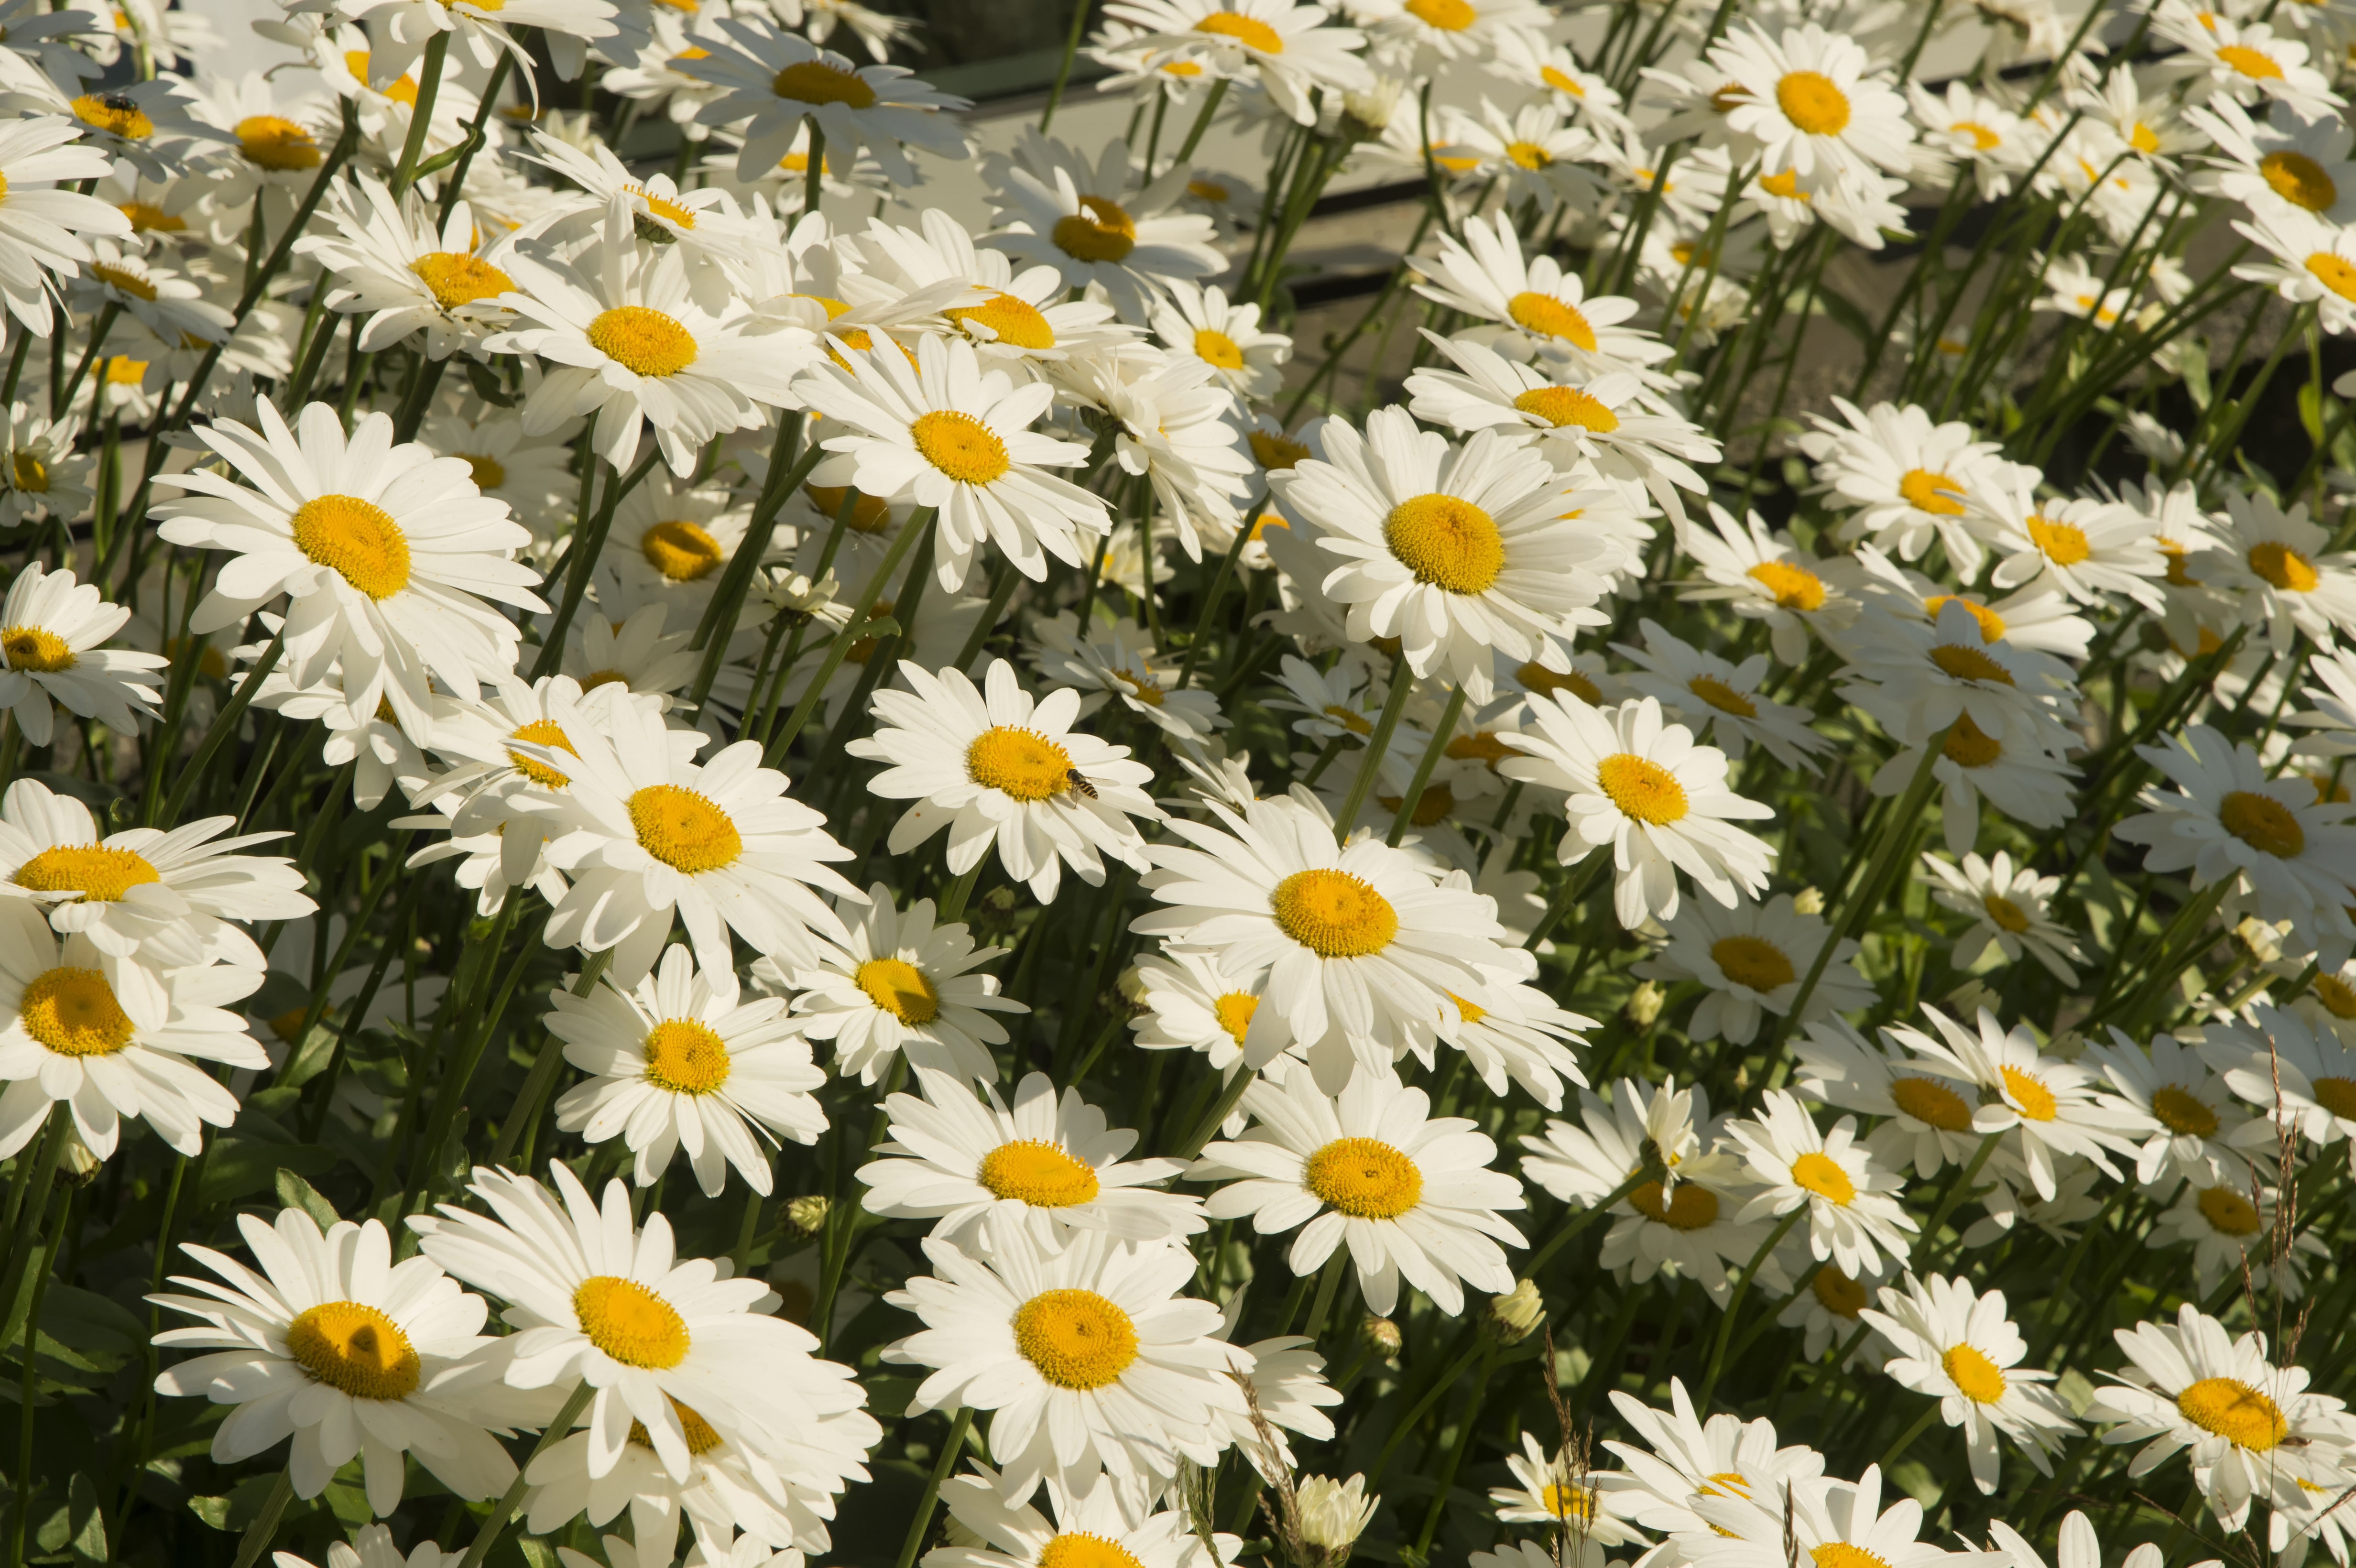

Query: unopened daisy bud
2234;916;2285;964
1624;980;1666;1028
1483;1279;1544;1344
1341;78;1403;141
783;1194;829;1239
1945;979;1994;1017
1792;885;1825;915
1297;1474;1379;1558
1117;964;1151;1009
1360;1313;1402;1359
60;1128;102;1187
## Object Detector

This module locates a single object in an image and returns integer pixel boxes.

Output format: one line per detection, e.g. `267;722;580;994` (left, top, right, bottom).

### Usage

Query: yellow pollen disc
2177;1376;2288;1449
103;357;147;384
856;957;939;1025
2218;43;2285;78
2;625;73;672
1038;1534;1147;1568
1923;594;2005;641
1110;668;1165;707
119;201;180;232
1304;1136;1423;1218
1052;195;1138;262
1983;893;2031;933
589;306;698;377
1930;642;2013;686
1789;1150;1855;1205
73;93;153;139
1506;139;1552;169
2313;1076;2356;1118
1812;1542;1891;1568
15;844;161;903
2197;1185;2263;1236
911;409;1011;485
1384;492;1504;593
2308;252;2356;301
624;183;696;229
947;292;1056;351
291;494;412;599
1631;1179;1719;1230
1249;430;1310;470
1444;991;1486;1026
385;75;419;105
1688;675;1756;718
627;784;742;873
1520;662;1599;703
1505;290;1597;350
579;670;627;692
1541;1483;1597;1521
1711;934;1794;992
1187;177;1230;201
1193;327;1246;370
644;1017;731;1094
20;966;134;1057
1514;385;1619;432
411;251;514;310
1214;991;1258;1045
2250;540;2322;591
771;58;876;107
1446;730;1517;769
1944;715;2004;767
2028;515;2092;566
1758;169;1806;200
2315;974;2356;1019
574;1275;690;1369
269;1004;315;1044
805;483;894;533
505;719;578;788
1746;559;1826;611
1812;1265;1867;1317
91;261;156;301
1270;868;1398;958
1435;152;1481;174
236;113;319;170
2220;789;2305;857
2152;1083;2220;1134
1014;1288;1138;1389
641;519;725;582
1944;1342;2008;1403
459;453;506;490
627;1396;724;1455
1377;782;1455;827
1596;753;1688;826
1952;119;2000;150
2263;150;2338;211
1893;1075;1973;1131
1701;1472;1754;1499
1776;70;1851;135
1196;10;1283;50
284;1301;421;1399
1541;65;1584;95
2001;1065;2058;1122
979;1140;1102;1207
1898;467;1966;516
966;725;1075;802
1405;0;1476;25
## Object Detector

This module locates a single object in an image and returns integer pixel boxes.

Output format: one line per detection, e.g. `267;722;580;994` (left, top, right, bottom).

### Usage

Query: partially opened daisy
2113;724;2356;922
1102;0;1372;125
151;1209;527;1515
1601;1377;1826;1538
1919;851;2085;982
548;943;825;1197
411;1163;877;1486
1192;1064;1524;1316
766;880;1025;1086
0;560;165;746
685;20;970;185
1635;892;1872;1045
850;659;1159;905
1412;212;1671;375
1884;1005;2140;1199
153;399;545;734
521;696;862;985
859;1067;1204;1246
882;1223;1246;1502
1860;1272;2079;1494
1725;1089;1917;1278
1490;1431;1648;1542
1499;692;1777;929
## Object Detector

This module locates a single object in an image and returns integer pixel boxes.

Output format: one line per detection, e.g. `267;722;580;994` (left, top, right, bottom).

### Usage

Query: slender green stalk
1335;657;1414;837
389;32;450;198
896;1408;975;1568
459;1381;596;1568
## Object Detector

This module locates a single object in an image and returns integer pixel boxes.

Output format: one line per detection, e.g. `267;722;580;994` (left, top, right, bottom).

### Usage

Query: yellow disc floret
979;1140;1102;1207
284;1301;421;1399
2220;789;2305;858
1711;935;1794;992
967;726;1075;801
644;1018;731;1094
506;719;578;788
1384;493;1505;593
20;966;135;1057
1303;1136;1424;1218
1505;290;1597;349
411;252;514;311
856;957;939;1025
2176;1376;2289;1450
15;844;161;902
627;784;742;873
1596;754;1688;826
771;59;876;107
911;410;1011;484
1271;868;1399;958
642;519;726;582
574;1275;691;1369
1052;196;1138;263
290;494;412;599
588;305;699;377
1013;1288;1138;1388
2;626;74;672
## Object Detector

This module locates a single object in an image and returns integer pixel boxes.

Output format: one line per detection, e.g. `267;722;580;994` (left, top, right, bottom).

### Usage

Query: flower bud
1359;1313;1402;1360
1116;964;1151;1009
783;1194;829;1239
1792;885;1825;915
1483;1278;1544;1344
1340;78;1403;140
1297;1474;1379;1556
1623;980;1665;1028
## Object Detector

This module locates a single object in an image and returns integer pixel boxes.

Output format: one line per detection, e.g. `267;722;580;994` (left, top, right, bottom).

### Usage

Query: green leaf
862;1374;920;1419
197;1138;336;1210
2182;348;2213;411
518;1535;561;1568
2302;379;2326;443
187;1496;231;1531
276;1168;341;1229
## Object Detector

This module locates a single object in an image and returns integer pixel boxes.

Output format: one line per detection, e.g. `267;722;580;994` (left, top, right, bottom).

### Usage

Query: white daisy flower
2153;6;2344;119
1489;1430;1649;1540
1369;0;1548;66
935;1459;1234;1568
1919;850;2086;981
334;0;618;87
152;1209;528;1515
1672;502;1857;665
0;114;132;338
1977;484;2168;611
550;943;825;1197
1795;1018;1986;1182
2150;1176;2326;1297
1798;397;2011;575
1838;599;2080;758
1439;97;1602;215
1706;22;1916;181
1636;892;1873;1046
1027;611;1228;747
1615;618;1832;770
297;175;519;359
0;399;94;532
2085;1027;2252;1188
1681;1463;1991;1568
1411;212;1672;376
2201;1002;2356;1151
1852;687;2079;858
684;20;970;186
1191;1064;1524;1316
1600;1376;1826;1540
2209;486;2356;652
1725;1089;1918;1279
1151;277;1291;403
0;560;164;747
1128;947;1287;1098
243;647;445;812
1068;347;1252;563
984;131;1224;324
1887;1005;2143;1199
1437;962;1593;1111
2185;95;2356;223
2114;723;2356;922
1100;0;1373;126
1860;1272;2080;1494
858;1066;1203;1247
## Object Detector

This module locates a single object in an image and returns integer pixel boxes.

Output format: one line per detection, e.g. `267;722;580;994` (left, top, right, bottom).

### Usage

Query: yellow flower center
1505;290;1598;349
627;1396;724;1455
1789;1150;1855;1205
1250;430;1310;469
104;358;147;385
644;1018;731;1094
1014;1288;1138;1389
588;305;698;377
1196;10;1283;50
2318;973;2356;1018
1983;893;2031;933
979;1140;1102;1207
1377;782;1455;827
1214;991;1258;1045
2197;1185;2263;1237
1506;139;1552;169
2162;544;2202;587
1777;70;1851;135
1596;753;1688;825
855;957;939;1024
2152;1083;2220;1134
641;519;725;582
1745;559;1825;611
1110;668;1164;708
2218;43;2284;78
1270;868;1398;958
579;669;627;692
2027;514;2092;566
1929;643;2013;686
1892;1075;1973;1131
624;183;697;229
1405;0;1475;24
410;252;513;311
947;292;1057;351
1541;65;1584;95
2249;540;2322;591
290;493;412;600
805;483;894;533
1188;177;1230;200
1304;1136;1423;1218
1039;1535;1147;1568
1631;1179;1719;1230
20;966;134;1057
1943;1342;2008;1403
1944;714;2005;767
966;725;1074;802
1758;168;1807;200
2220;789;2305;857
119;200;181;232
2307;253;2356;301
1924;595;2006;642
1513;385;1619;432
1193;327;1246;370
1687;675;1756;718
1711;934;1794;991
2000;1064;2058;1121
284;1301;421;1399
627;784;742;873
2313;1076;2356;1118
2176;1376;2288;1449
505;719;578;788
15;844;161;902
236;113;319;170
2;626;73;672
1812;1265;1867;1316
1052;195;1138;263
2262;150;2338;211
1899;468;1966;515
1520;662;1599;703
458;453;506;490
771;58;876;107
73;93;152;139
1813;1544;1891;1568
1383;493;1504;593
911;410;1011;485
91;261;156;301
573;1275;690;1369
1952;120;2000;150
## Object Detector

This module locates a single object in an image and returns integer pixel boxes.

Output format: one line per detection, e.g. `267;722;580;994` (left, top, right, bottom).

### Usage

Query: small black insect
1065;769;1100;800
97;91;140;113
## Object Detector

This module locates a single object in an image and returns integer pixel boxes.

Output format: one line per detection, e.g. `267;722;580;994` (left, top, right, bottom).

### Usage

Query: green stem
226;1470;294;1568
1524;1163;1663;1275
390;31;449;199
489;949;615;1166
1386;685;1464;847
153;627;284;828
1335;657;1413;838
895;1407;974;1568
765;509;936;763
459;1381;596;1568
1038;0;1092;133
1696;1206;1804;1408
531;451;660;680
